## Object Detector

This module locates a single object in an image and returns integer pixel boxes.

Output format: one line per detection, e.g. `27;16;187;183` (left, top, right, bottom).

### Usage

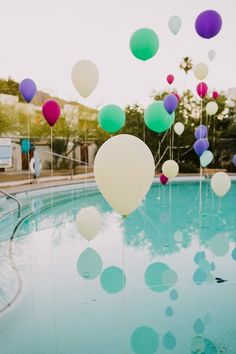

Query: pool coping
1;174;236;199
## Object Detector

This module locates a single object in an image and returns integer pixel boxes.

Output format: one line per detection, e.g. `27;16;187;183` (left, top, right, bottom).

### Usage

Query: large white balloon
206;101;218;115
94;134;155;216
208;50;216;61
193;63;209;80
71;60;99;98
76;207;102;241
211;172;231;197
174;122;184;136
162;160;179;180
168;16;182;35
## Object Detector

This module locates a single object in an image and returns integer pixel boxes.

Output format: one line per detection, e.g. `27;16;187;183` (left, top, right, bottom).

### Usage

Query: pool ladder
0;189;22;218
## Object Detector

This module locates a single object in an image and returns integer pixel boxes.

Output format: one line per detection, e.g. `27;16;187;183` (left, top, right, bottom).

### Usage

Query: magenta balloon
42;100;61;127
163;94;178;114
167;74;174;85
160;174;168;185
196;82;208;98
195;10;222;39
195;124;208;139
233;154;236;166
194;138;209;157
213;91;219;99
173;92;180;102
19;78;37;103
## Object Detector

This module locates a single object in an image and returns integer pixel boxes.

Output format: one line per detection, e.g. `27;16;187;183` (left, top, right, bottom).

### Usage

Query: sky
0;0;236;109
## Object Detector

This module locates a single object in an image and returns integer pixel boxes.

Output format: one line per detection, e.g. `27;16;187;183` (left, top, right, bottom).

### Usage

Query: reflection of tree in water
123;183;235;256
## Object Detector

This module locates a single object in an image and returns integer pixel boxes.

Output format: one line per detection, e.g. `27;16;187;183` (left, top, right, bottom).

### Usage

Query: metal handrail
0;189;22;218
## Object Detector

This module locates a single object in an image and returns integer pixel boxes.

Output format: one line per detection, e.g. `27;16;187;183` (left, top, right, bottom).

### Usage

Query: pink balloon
160;174;168;185
196;82;208;98
42;100;61;127
173;92;180;102
167;74;174;85
213;91;219;99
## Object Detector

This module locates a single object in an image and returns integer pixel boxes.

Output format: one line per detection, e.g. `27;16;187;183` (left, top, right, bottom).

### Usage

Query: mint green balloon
98;104;125;133
130;28;159;61
144;101;175;133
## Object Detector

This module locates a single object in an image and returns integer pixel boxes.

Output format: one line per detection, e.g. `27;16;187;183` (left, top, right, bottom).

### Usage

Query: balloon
94;134;155;216
130;28;159;61
196;82;208;98
195;124;208;139
174;122;184;136
167;74;174;85
233;154;236;166
200;150;214;167
160;174;168;185
193;63;209;80
206;101;218;115
19;78;37;103
211;172;231;197
213;91;219;99
194;139;209;157
98;104;125;133
42;100;61;127
195;10;222;39
168;16;181;35
208;49;216;61
173;92;180;101
21;139;31;153
162;160;179;180
163;94;178;114
144;101;175;133
71;60;99;98
76;207;102;241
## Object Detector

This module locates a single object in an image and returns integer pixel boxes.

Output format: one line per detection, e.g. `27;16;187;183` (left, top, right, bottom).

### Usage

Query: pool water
0;181;236;354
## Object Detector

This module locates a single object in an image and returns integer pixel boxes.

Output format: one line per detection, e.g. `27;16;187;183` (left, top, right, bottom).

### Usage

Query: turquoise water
0;181;236;353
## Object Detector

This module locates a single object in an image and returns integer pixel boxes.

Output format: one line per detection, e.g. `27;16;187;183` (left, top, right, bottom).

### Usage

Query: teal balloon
76;247;103;280
144;101;175;133
130;28;159;61
130;326;159;354
165;306;174;317
169;289;178;301
145;262;170;292
232;248;236;261
193;268;208;285
98;104;125;133
100;266;126;293
200;150;213;168
162;331;176;350
193;319;205;334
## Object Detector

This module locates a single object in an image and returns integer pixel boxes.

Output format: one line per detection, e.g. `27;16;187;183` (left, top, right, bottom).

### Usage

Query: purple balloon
163;94;178;114
195;10;222;39
195;124;208;140
194;138;209;157
19;78;37;103
233;154;236;166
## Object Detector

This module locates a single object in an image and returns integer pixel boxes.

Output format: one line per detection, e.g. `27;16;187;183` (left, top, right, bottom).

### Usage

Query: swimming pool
0;180;235;353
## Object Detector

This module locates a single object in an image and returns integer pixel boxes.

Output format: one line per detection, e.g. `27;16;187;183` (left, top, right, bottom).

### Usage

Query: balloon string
199;98;203;236
51;127;53;207
27;109;31;207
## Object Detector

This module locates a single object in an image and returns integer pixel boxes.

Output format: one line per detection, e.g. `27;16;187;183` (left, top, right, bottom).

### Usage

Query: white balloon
168;16;182;35
206;101;218;115
71;60;99;98
174;122;184;136
162;160;179;180
94;134;155;216
227;87;236;107
208;50;216;61
76;207;102;241
193;63;209;80
211;172;231;197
